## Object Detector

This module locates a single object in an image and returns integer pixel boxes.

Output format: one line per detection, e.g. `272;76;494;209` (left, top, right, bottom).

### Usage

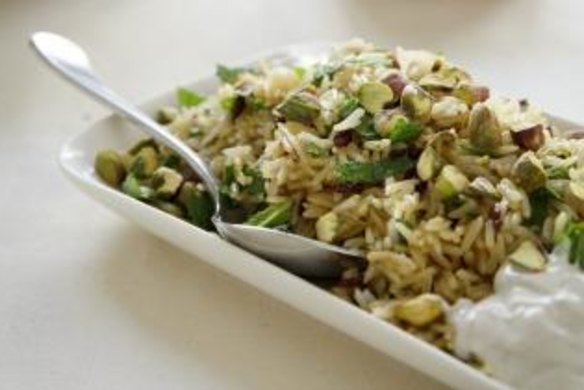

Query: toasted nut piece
382;73;408;97
566;182;584;217
358;82;394;114
316;212;339;243
95;149;127;187
400;84;433;123
151;167;184;198
121;174;154;201
453;84;490;105
274;92;320;125
129;146;159;177
512;152;546;193
394;294;444;327
511;124;545;151
417;147;442;181
469;177;499;199
467;103;503;152
156;106;179;124
155;201;185;218
431;96;469;129
436;165;469;198
429;130;458;161
509;240;546;271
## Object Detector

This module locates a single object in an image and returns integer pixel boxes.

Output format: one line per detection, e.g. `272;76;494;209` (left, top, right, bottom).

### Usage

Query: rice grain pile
95;39;584;356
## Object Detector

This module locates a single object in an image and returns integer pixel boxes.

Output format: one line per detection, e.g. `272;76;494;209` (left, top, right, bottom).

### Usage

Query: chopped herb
176;87;205;108
388;118;424;144
220;94;246;119
336;157;414;185
161;154;181;170
566;222;584;269
293;66;306;80
547;166;570;180
245;200;293;228
355;114;381;141
216;64;248;84
185;190;215;230
242;166;265;197
527;187;553;230
337;97;360;120
247;95;266;111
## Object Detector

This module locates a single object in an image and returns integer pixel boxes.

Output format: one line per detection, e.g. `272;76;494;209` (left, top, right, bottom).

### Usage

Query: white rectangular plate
58;43;529;390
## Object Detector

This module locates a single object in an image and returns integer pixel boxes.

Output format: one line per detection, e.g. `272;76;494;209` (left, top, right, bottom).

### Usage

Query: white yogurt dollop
451;244;584;390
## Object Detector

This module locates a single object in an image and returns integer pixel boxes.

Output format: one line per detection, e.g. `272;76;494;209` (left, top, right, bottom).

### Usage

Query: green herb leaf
161;154;181;169
242;166;265;197
355;114;381;141
220;94;246;119
185;191;215;230
527;187;553;230
336;157;414;185
293;66;306;80
337;97;360;121
245;200;293;228
176;88;205;108
388;118;424;144
565;222;584;269
216;64;247;84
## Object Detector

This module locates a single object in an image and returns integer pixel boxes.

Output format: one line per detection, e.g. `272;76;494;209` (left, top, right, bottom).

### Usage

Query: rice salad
94;39;584;362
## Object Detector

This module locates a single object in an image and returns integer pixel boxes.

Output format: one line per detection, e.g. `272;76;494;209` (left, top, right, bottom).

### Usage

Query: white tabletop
2;1;583;389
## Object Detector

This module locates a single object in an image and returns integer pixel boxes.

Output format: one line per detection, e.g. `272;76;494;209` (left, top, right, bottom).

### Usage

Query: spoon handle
29;31;221;204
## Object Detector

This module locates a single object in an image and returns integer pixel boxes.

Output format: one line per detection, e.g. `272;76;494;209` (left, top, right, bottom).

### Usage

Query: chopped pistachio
510;124;545;151
357;81;394;114
156;106;179;124
417;147;442;181
436;165;469;198
394;294;444;327
453;83;490;106
155;201;185;218
151;167;184;198
400;84;433;123
430;96;469;129
274;92;321;125
508;241;546;272
429;130;458;161
245;200;293;228
565;182;584;217
382;73;408;97
316;212;339;243
468;177;499;199
128;138;158;156
467;103;503;152
129;146;159;178
375;110;423;143
511;152;546;193
95;149;126;187
419;72;457;92
121;174;154;201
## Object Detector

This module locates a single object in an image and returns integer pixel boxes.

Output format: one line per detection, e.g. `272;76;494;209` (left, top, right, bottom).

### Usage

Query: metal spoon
30;31;363;277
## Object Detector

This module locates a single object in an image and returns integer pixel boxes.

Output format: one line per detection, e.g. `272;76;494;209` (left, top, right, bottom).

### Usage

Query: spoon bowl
30;31;363;277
